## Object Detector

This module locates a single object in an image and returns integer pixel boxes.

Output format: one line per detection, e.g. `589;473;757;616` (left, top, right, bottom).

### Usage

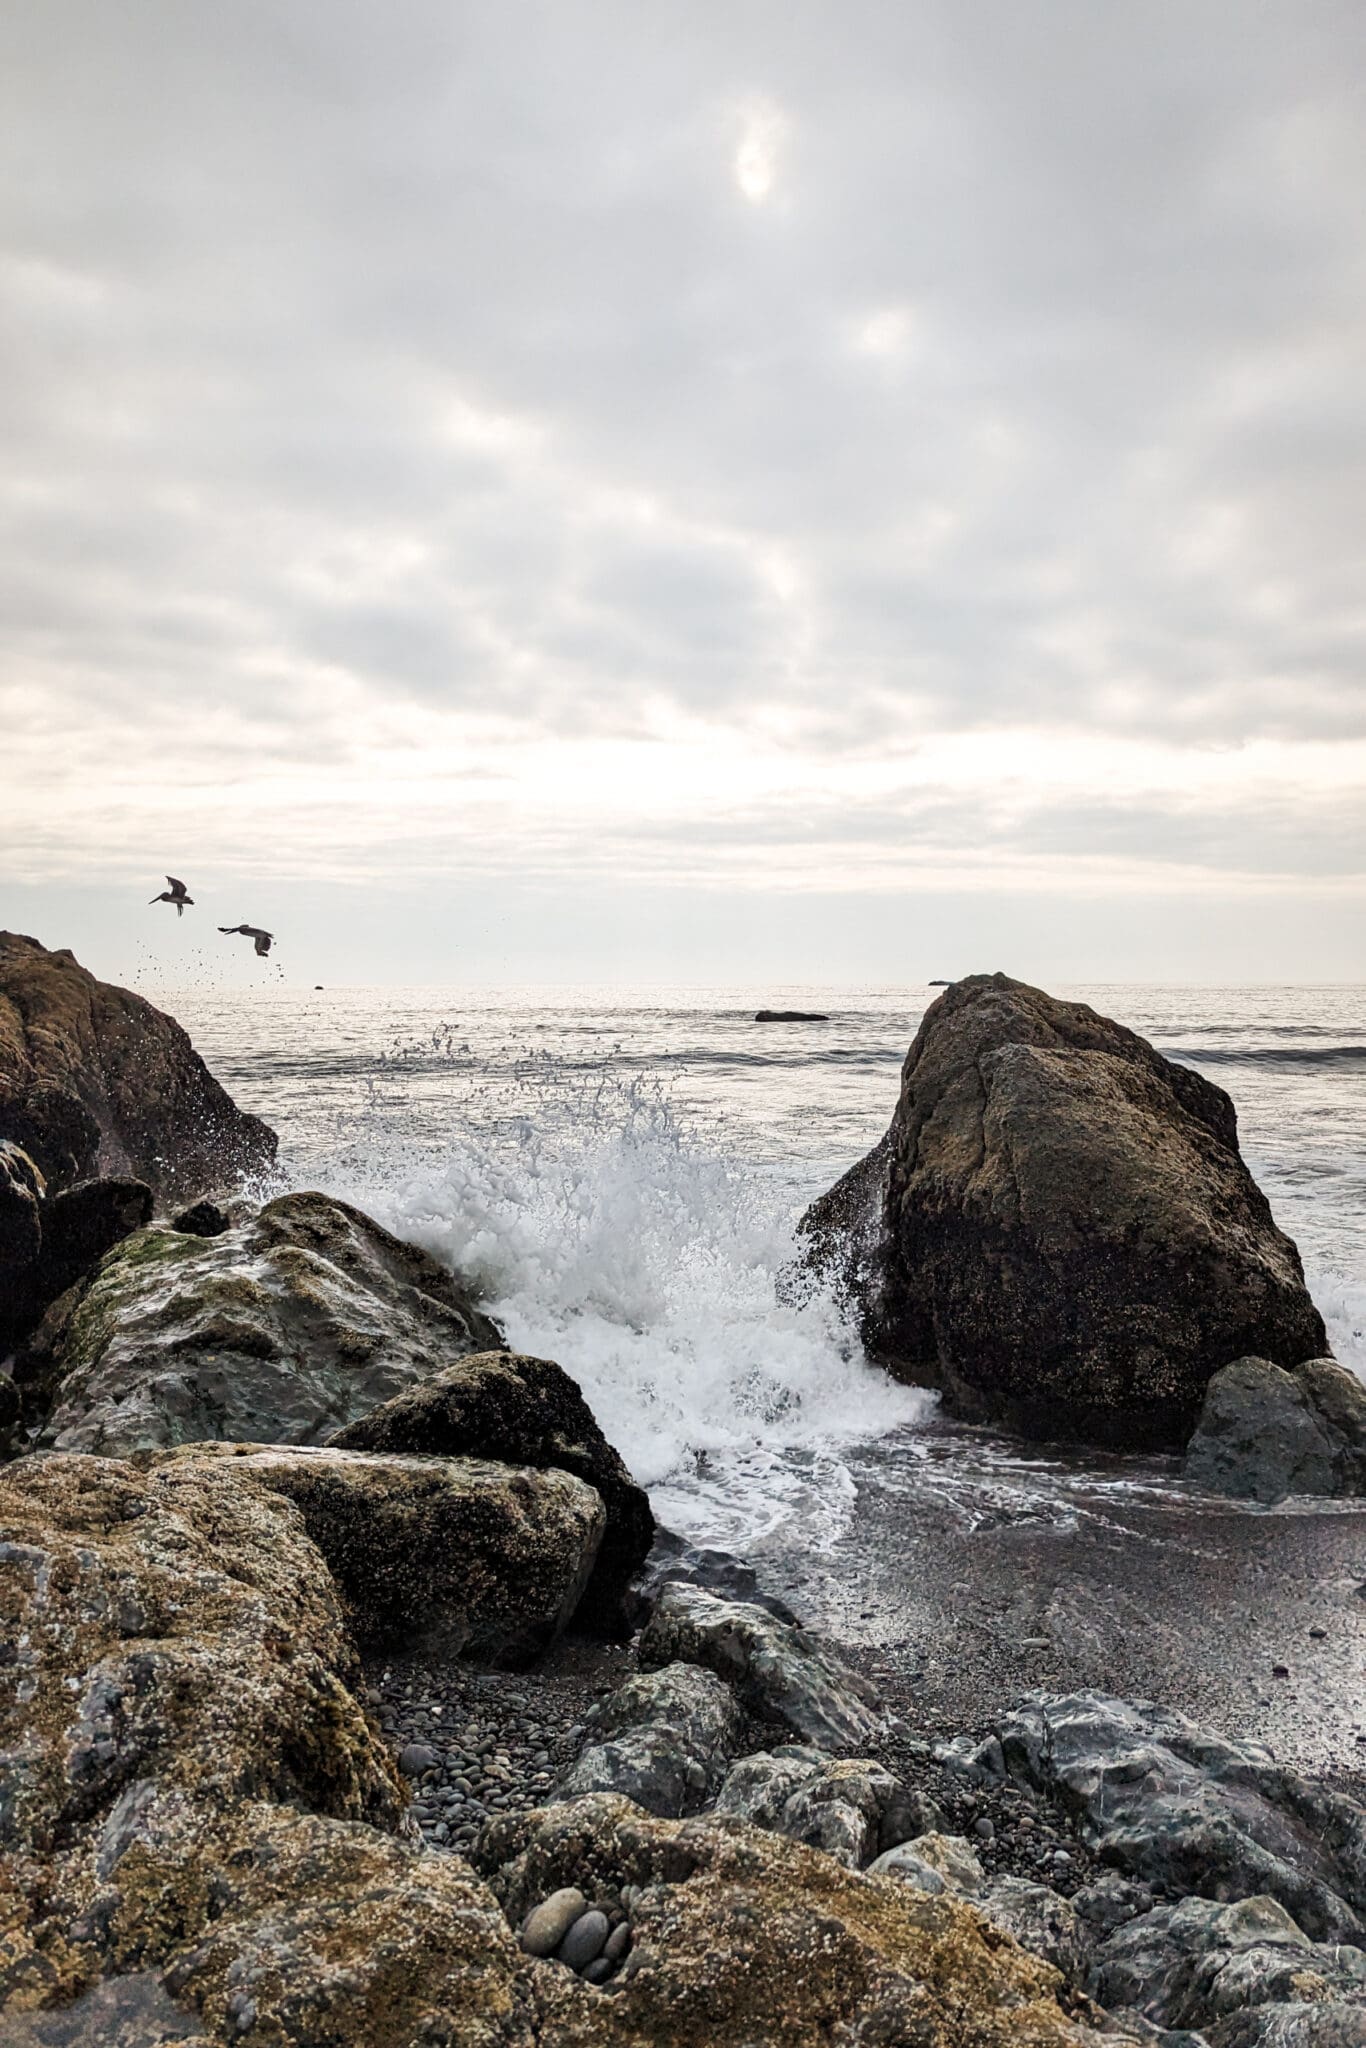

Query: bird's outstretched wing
252;931;273;956
167;877;188;895
218;925;240;934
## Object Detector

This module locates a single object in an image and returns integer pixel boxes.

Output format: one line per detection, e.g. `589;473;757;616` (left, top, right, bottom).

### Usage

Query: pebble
973;1817;995;1842
581;1957;614;1986
558;1909;610;1971
603;1922;632;1964
521;1888;587;1958
398;1742;439;1776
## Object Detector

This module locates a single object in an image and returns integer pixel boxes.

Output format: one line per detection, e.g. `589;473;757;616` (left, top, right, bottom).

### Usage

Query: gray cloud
0;0;1363;950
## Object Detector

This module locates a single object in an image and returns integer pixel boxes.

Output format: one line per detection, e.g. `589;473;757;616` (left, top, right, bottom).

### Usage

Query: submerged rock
800;974;1325;1447
140;1441;606;1664
555;1662;741;1815
478;1792;1132;2046
330;1348;653;1633
0;930;277;1198
1184;1356;1366;1502
714;1748;904;1866
638;1581;890;1749
947;1692;1366;1944
30;1190;504;1454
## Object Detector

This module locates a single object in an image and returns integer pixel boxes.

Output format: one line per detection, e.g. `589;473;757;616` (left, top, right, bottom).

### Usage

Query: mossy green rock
31;1191;504;1454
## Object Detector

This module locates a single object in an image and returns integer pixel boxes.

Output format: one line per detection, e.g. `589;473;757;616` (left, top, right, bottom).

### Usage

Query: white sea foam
1307;1260;1366;1383
345;1070;930;1548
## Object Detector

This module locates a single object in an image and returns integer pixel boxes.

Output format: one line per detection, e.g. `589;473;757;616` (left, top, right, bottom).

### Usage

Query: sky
2;0;1364;987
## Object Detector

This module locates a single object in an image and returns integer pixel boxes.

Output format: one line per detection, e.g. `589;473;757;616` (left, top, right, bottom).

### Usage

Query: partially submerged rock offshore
801;972;1327;1448
0;930;277;1198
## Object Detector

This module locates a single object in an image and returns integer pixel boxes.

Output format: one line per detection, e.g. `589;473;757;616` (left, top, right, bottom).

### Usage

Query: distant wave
1166;1045;1366;1070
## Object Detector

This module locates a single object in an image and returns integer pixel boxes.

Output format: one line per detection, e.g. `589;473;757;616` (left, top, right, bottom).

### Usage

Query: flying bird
219;923;274;957
149;876;193;915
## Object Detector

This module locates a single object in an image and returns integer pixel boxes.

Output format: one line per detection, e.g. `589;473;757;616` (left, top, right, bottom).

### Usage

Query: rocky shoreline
3;935;1366;2047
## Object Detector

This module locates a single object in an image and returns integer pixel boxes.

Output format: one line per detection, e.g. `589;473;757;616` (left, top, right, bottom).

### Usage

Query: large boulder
1184;1357;1366;1503
476;1792;1133;2047
801;974;1326;1446
0;932;277;1199
28;1191;504;1453
1;1173;153;1367
638;1581;890;1749
943;1693;1366;1945
140;1442;607;1665
714;1747;904;1866
330;1349;653;1633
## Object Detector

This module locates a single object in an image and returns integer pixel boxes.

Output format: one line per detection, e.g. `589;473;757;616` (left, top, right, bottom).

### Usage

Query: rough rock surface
141;1441;607;1664
946;1693;1366;1943
554;1663;741;1815
1;1138;44;1279
1185;1357;1366;1502
638;1581;890;1748
977;1876;1093;1982
30;1191;504;1454
869;1830;988;1893
476;1792;1134;2046
800;974;1325;1446
714;1747;904;1866
1090;1894;1366;2034
330;1348;653;1633
0;932;277;1198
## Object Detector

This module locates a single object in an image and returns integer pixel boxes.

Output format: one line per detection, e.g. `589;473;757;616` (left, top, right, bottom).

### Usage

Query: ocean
163;980;1366;1554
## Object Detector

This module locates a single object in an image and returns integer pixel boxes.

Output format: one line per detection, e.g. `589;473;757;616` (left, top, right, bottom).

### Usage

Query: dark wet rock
330;1348;652;1634
714;1747;903;1867
1073;1872;1158;1940
1209;2005;1366;2045
755;1010;829;1022
1185;1357;1366;1502
946;1693;1366;1943
0;1138;45;1279
640;1527;801;1622
171;1200;232;1238
2;1173;153;1373
878;1782;947;1852
141;1440;605;1664
1089;1893;1366;2034
800;974;1325;1447
477;1792;1129;2046
0;931;277;1198
977;1875;1093;1981
0;1972;208;2045
557;1907;609;1969
638;1582;890;1750
555;1662;741;1815
31;1191;504;1455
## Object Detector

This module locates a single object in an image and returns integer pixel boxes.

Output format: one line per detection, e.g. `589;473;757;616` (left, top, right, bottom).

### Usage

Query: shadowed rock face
330;1350;653;1635
800;973;1325;1447
0;932;278;1199
1185;1356;1366;1502
27;1191;505;1454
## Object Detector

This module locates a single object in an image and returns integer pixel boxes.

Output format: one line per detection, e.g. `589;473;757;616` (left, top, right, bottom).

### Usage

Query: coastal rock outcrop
638;1582;890;1748
1089;1893;1366;2036
800;973;1326;1446
553;1663;742;1815
330;1348;653;1633
1184;1356;1366;1502
28;1190;504;1454
0;931;277;1199
139;1442;607;1664
477;1793;1131;2047
943;1692;1366;1945
714;1747;904;1866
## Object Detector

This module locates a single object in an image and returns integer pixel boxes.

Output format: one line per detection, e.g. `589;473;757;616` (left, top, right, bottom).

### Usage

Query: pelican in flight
219;923;274;957
150;876;193;915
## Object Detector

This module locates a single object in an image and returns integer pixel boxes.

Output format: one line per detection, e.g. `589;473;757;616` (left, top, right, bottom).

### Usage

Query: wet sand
749;1419;1366;1776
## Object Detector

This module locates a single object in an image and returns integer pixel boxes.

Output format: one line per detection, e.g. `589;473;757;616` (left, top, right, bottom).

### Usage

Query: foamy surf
339;1069;931;1548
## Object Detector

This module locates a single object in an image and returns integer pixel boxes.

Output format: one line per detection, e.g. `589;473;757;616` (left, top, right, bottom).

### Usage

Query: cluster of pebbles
518;1886;635;1988
367;1648;632;1853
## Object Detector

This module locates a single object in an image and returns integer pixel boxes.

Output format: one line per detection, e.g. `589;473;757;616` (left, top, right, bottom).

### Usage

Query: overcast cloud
2;0;1363;981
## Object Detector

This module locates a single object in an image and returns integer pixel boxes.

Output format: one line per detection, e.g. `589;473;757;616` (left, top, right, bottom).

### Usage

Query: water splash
339;1064;930;1546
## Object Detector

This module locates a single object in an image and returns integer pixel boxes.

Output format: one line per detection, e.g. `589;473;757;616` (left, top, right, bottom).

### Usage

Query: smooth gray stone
520;1886;586;1957
557;1908;609;1970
